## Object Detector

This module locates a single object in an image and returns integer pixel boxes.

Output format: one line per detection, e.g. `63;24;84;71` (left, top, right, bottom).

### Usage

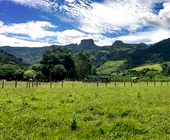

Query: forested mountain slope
0;49;26;66
1;38;170;70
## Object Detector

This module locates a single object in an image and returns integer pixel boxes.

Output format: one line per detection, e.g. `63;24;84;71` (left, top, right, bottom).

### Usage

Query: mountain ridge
1;38;170;70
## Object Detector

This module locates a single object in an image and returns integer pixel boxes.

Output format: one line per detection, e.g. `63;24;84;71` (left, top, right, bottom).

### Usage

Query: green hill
1;38;170;72
97;60;126;75
0;49;27;67
132;64;162;72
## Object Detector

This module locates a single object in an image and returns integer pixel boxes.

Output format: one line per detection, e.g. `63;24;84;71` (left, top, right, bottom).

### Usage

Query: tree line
1;45;170;82
0;46;92;81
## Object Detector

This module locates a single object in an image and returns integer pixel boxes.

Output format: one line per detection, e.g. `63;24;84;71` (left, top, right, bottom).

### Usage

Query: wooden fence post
29;81;30;88
15;80;17;88
72;82;74;88
114;81;116;87
154;81;156;87
32;81;34;87
36;80;38;87
2;80;4;88
62;81;64;88
26;81;28;88
50;81;52;88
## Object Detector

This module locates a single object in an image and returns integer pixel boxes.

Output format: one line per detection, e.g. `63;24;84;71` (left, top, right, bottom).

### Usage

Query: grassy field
97;60;126;75
1;81;170;139
133;64;162;72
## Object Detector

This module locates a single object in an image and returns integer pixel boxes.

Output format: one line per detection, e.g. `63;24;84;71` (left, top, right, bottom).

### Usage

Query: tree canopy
40;46;75;81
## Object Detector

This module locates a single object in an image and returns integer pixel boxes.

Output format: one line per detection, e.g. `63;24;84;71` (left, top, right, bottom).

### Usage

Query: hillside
0;49;27;66
0;39;147;65
1;38;170;71
125;38;170;69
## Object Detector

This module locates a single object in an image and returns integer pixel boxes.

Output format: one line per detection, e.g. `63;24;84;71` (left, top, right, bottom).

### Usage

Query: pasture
97;60;126;75
0;81;170;139
132;64;162;72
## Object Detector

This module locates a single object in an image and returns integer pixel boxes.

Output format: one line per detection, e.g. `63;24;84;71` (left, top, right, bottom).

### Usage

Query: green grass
1;81;170;139
97;60;126;75
133;64;162;71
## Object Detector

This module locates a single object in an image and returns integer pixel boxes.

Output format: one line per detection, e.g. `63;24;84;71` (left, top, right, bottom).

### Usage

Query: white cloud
65;0;75;3
136;0;170;6
0;34;51;47
115;29;170;44
10;0;58;11
158;2;170;25
1;0;170;47
0;20;58;47
56;28;170;46
56;29;89;44
8;0;170;34
60;0;170;34
0;21;57;39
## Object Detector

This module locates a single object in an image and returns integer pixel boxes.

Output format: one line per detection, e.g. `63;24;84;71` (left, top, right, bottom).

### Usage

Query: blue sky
0;0;170;47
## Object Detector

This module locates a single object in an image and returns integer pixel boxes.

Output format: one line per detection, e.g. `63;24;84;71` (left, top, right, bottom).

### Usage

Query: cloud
65;0;75;3
8;0;170;34
10;0;58;11
56;29;91;44
0;20;58;47
0;21;57;39
0;34;52;47
1;0;170;47
56;28;170;46
60;0;170;35
158;2;170;25
136;0;170;6
115;28;170;44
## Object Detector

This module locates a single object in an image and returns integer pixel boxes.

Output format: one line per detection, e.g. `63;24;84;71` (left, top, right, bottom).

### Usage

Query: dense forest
0;38;170;81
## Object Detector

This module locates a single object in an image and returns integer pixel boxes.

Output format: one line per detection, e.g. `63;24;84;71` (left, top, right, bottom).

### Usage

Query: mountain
91;40;148;67
1;38;170;70
67;39;99;53
1;39;100;64
1;46;53;64
0;49;27;66
125;38;170;68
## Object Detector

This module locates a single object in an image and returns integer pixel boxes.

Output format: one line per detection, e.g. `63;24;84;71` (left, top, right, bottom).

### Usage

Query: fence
0;80;170;88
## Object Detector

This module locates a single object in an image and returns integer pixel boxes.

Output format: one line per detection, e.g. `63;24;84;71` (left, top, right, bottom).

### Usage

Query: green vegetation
0;47;92;81
1;38;170;139
97;60;126;75
133;64;162;72
1;81;170;139
0;49;26;66
1;38;170;82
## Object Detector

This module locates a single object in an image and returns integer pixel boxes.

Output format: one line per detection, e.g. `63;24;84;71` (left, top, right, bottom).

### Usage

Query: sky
0;0;170;47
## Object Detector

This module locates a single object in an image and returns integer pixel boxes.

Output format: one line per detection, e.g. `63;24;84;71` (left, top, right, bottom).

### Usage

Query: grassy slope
133;64;162;71
97;60;126;75
1;81;170;139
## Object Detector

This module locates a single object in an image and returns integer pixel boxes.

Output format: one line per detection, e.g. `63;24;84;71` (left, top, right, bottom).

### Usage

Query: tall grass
0;81;170;139
133;64;162;71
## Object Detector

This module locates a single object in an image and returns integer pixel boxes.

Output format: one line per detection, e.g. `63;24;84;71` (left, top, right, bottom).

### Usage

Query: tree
91;66;97;76
161;62;170;76
75;51;92;80
29;63;44;80
0;64;24;80
40;46;75;81
23;69;36;80
50;64;67;81
145;71;157;80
